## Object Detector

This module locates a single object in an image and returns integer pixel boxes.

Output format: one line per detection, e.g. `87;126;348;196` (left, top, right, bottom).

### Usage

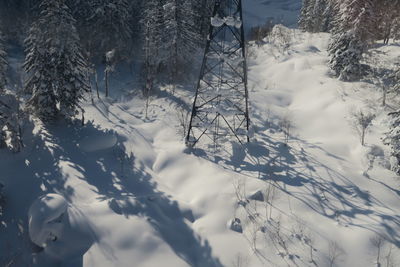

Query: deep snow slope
2;29;400;267
2;1;400;265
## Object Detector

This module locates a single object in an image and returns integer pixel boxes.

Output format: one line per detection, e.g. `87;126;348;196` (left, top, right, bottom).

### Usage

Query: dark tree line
299;0;400;81
299;0;400;175
0;0;213;152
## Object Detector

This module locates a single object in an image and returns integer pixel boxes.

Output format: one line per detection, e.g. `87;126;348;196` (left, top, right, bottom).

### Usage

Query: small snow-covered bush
248;20;275;45
351;109;375;146
269;24;292;52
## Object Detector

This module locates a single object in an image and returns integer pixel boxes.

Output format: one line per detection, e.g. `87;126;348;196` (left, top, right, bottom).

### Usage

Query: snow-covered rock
229;218;243;233
248;190;264;202
28;194;69;248
28;194;93;260
78;132;118;152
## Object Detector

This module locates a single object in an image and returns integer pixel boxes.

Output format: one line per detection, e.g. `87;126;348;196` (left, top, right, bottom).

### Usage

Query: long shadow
0;121;68;266
190;118;400;247
42;121;223;267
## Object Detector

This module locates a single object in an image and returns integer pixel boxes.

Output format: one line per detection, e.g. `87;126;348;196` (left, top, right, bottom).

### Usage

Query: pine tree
386;110;400;175
24;0;89;121
162;0;203;83
65;0;97;53
322;0;341;33
339;0;377;42
0;32;7;92
0;94;23;152
0;35;22;152
298;0;315;32
328;0;378;81
313;0;329;32
86;0;132;61
141;0;164;95
376;0;400;44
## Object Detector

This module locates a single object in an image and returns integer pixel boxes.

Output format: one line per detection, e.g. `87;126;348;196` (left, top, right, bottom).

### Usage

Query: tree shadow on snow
0;120;69;266
38;121;223;267
190;118;400;248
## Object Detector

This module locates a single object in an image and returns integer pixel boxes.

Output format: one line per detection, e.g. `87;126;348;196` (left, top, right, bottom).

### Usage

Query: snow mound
78;133;118;152
28;194;69;248
28;194;93;261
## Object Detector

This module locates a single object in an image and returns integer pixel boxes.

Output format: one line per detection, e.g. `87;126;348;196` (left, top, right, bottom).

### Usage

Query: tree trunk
361;129;365;146
105;70;109;97
95;70;100;99
382;86;387;107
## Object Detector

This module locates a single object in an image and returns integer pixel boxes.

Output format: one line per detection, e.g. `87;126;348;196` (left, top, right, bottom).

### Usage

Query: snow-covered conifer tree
24;0;89;121
299;0;334;33
328;31;364;81
386;110;400;175
0;94;23;152
328;0;377;80
298;0;315;32
87;0;132;61
0;35;22;152
141;0;163;95
162;0;203;82
0;32;7;92
377;1;400;44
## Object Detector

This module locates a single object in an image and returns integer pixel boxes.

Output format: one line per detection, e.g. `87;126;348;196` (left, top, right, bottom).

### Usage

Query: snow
28;194;69;248
28;194;93;262
211;16;242;29
2;1;400;266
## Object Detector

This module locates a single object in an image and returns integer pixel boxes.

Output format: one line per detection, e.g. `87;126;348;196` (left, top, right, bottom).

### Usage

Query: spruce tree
298;0;315;32
328;0;377;81
86;0;132;61
24;0;89;121
0;94;23;152
328;31;365;81
0;32;7;92
141;0;163;94
0;34;22;152
386;110;400;175
162;0;203;83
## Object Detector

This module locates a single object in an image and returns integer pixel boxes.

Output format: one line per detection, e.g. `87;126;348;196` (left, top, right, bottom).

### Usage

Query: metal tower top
186;0;250;149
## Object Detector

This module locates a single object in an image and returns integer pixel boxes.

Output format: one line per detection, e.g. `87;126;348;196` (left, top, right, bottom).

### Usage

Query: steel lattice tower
186;0;250;148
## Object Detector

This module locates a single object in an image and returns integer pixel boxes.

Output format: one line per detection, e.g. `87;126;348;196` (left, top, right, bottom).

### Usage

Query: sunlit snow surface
2;0;400;266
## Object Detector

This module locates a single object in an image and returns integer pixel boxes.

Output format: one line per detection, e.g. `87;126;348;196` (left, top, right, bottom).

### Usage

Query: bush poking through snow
270;24;292;53
351;109;375;146
175;105;190;139
279;113;293;144
327;241;345;267
370;234;385;267
248;19;275;46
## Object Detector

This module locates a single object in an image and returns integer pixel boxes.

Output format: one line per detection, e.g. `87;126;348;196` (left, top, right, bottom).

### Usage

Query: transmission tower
186;0;250;148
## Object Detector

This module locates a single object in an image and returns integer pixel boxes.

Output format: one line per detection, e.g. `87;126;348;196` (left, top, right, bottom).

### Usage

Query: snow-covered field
2;1;400;267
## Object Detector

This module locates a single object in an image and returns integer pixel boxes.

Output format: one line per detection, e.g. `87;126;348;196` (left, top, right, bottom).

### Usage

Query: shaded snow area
2;32;400;267
243;0;301;31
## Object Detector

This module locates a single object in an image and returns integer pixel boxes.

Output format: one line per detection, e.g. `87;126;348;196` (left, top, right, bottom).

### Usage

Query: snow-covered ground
3;3;400;267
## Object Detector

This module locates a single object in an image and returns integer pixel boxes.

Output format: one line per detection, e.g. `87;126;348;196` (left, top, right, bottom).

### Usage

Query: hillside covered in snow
2;0;400;267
